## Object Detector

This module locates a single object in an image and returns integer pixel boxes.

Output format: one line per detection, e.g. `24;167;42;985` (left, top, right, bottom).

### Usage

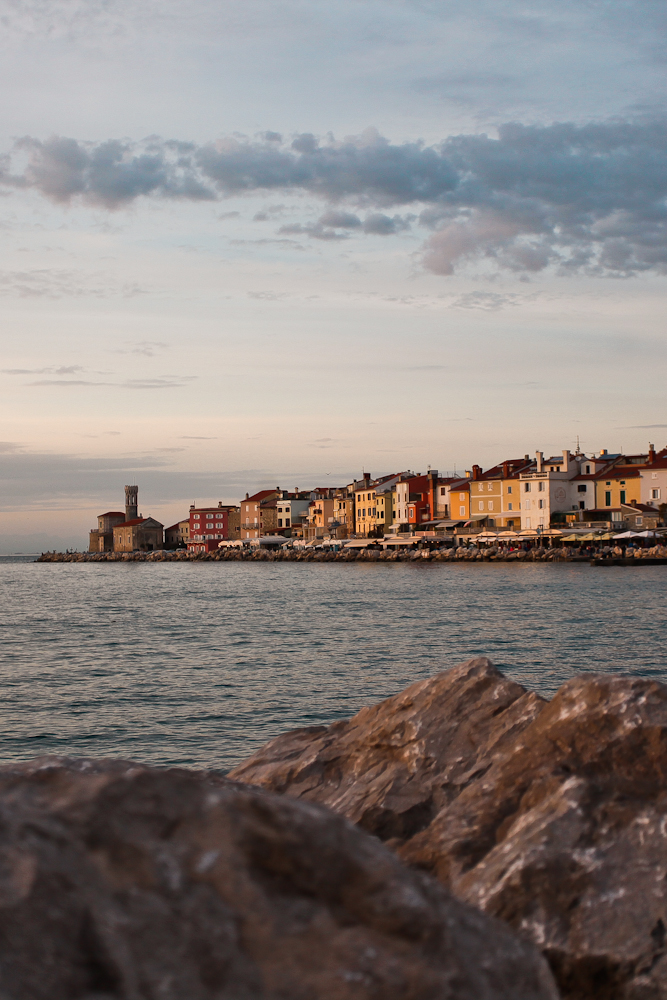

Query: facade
273;492;312;535
441;478;471;524
240;490;281;540
188;504;240;551
468;458;534;529
393;474;431;530
89;511;125;552
303;492;336;541
519;450;583;530
112;516;164;552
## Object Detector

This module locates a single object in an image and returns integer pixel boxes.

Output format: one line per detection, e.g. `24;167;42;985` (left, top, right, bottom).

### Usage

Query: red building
187;503;239;552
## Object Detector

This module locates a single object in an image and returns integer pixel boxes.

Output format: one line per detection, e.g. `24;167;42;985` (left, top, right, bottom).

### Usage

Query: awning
465;514;489;523
434;519;462;527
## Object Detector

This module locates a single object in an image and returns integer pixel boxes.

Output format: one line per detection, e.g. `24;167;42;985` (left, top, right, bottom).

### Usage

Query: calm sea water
1;556;666;770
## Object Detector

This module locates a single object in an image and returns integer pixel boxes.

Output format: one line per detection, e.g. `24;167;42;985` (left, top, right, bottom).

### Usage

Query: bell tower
125;484;138;521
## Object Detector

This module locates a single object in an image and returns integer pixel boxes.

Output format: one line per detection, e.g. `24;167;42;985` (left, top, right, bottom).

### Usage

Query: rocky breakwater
38;545;576;563
231;658;667;999
0;756;556;1000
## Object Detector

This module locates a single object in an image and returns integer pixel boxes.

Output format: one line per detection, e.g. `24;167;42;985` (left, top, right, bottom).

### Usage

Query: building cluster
89;443;667;554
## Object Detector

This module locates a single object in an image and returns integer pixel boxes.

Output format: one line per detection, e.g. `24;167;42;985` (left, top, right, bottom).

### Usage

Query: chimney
562;449;571;469
245;493;249;500
524;454;530;461
465;470;472;479
535;451;543;473
364;472;371;483
649;443;655;464
471;464;482;481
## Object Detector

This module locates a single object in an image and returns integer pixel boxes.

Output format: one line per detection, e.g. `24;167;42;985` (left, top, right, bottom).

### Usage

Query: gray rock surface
0;755;557;1000
232;659;667;999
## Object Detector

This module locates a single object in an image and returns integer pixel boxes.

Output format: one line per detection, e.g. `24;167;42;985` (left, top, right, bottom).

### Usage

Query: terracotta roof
165;523;182;532
99;511;125;518
245;490;278;502
113;518;147;528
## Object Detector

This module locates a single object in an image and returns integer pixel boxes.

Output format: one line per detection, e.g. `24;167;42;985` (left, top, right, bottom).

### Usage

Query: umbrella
498;530;519;538
561;534;581;541
519;529;538;536
636;530;659;538
541;528;563;537
612;530;643;539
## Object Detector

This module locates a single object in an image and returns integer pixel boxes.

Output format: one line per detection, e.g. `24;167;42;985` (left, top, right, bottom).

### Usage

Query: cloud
180;435;218;440
450;290;522;310
0;442;23;453
26;376;195;390
0;268;145;299
3;365;85;375
113;341;169;357
247;290;287;300
620;424;667;429
6;120;667;275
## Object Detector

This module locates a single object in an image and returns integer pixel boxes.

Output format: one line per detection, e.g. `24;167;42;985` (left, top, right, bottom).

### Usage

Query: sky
2;0;667;551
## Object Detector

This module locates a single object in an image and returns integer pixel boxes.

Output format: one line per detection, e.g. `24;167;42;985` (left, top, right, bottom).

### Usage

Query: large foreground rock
231;658;667;999
0;756;557;1000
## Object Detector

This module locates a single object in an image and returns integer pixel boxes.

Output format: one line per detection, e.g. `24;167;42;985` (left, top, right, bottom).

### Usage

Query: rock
0;755;557;1000
229;657;545;846
232;660;667;999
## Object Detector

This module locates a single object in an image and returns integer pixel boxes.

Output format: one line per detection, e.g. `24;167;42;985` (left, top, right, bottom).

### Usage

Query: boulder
0;755;557;1000
229;657;545;846
232;659;667;999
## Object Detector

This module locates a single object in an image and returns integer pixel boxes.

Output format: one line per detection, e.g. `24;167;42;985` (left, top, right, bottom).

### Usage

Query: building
270;491;312;536
89;511;125;552
165;519;190;549
393;473;432;531
467;458;534;529
303;489;336;541
519;450;584;530
188;503;240;552
240;490;281;540
89;485;163;553
112;516;164;552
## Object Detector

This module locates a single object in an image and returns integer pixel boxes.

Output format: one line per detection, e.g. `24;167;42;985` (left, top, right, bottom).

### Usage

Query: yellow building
469;460;532;528
593;469;642;509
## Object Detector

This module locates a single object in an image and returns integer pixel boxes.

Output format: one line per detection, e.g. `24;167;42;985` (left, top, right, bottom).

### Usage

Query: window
538;481;545;491
487;483;492;491
578;484;587;492
538;499;544;509
193;514;200;520
440;487;446;496
605;491;612;506
620;481;625;486
652;473;658;480
459;493;465;500
488;501;493;511
605;482;611;486
478;501;484;511
652;488;661;500
409;508;414;517
524;500;531;510
508;502;513;511
507;486;512;494
620;491;626;504
585;465;590;473
459;505;466;515
277;519;282;527
526;517;531;528
524;482;531;492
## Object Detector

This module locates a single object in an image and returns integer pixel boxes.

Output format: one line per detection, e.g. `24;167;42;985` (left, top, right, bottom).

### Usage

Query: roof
165;523;182;532
478;459;533;481
622;502;660;513
99;511;125;518
245;490;278;503
114;518;147;527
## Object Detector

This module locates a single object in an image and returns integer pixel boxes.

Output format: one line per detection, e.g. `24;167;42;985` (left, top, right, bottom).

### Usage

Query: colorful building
188;503;240;551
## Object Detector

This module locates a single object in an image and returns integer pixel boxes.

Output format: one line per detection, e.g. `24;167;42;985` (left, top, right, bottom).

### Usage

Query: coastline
36;548;667;565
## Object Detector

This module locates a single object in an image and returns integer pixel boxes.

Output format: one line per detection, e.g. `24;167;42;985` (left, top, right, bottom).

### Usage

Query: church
89;486;164;553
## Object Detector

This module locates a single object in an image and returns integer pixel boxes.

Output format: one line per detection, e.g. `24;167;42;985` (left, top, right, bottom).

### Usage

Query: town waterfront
2;556;666;771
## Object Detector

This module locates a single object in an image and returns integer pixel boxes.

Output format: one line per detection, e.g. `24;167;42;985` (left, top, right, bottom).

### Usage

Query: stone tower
125;485;138;521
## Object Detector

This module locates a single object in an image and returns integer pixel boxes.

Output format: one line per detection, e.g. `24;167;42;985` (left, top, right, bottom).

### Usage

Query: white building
519;449;584;529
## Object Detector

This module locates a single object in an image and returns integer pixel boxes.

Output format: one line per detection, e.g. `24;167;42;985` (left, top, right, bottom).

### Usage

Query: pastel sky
2;0;667;551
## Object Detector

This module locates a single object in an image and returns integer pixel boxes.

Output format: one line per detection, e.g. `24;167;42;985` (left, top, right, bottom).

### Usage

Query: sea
2;555;666;771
